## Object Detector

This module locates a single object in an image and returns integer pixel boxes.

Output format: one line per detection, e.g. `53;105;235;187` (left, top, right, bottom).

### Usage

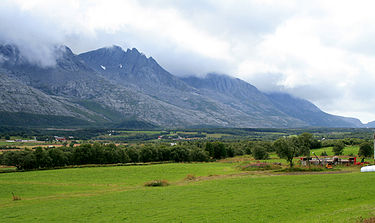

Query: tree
205;142;226;159
358;142;373;157
189;147;209;162
5;135;10;140
252;145;269;160
139;146;155;162
297;132;321;149
20;151;37;170
332;141;345;155
72;144;92;164
115;149;130;163
274;137;309;168
35;147;52;168
48;148;68;167
170;146;190;162
126;147;139;163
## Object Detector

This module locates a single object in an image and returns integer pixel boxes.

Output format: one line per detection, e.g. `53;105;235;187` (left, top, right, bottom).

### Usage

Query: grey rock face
182;74;363;128
266;92;363;127
0;73;72;116
0;44;364;128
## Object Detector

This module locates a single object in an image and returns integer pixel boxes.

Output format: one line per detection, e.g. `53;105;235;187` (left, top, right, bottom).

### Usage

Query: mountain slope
0;72;72;116
181;74;307;127
266;92;363;127
78;46;226;112
182;74;363;128
0;44;364;128
365;121;375;128
79;47;308;128
0;44;254;127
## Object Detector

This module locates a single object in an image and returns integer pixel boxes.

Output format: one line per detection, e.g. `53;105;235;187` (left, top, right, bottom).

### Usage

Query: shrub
320;151;328;156
144;180;170;187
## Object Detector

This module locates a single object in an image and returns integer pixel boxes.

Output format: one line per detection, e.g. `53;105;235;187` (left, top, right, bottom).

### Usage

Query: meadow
1;160;375;222
311;145;360;156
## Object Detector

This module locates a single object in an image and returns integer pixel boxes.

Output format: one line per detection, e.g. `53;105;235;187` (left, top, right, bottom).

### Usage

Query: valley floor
0;162;375;222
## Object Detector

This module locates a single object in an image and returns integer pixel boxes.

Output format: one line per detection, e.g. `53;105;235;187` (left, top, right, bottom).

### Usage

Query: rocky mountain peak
0;44;25;65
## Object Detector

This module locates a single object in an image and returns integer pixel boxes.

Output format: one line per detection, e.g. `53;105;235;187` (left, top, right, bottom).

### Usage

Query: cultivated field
1;161;375;222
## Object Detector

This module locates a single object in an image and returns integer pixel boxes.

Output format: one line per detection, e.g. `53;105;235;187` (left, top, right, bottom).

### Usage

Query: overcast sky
1;0;375;123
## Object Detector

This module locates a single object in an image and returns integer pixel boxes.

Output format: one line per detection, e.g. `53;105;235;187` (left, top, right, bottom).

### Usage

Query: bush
320;151;328;156
144;180;169;187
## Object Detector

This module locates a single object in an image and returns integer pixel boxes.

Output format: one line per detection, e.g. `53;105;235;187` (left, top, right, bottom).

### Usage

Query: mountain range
0;44;368;128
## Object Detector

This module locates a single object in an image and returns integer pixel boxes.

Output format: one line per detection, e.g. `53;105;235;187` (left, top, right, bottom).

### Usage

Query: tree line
1;132;373;170
0;140;273;170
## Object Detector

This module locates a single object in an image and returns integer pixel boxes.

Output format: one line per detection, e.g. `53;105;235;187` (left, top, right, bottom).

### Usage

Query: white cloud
1;0;375;122
234;1;375;123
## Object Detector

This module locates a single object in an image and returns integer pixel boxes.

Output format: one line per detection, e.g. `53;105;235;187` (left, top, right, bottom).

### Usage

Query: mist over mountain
0;44;366;128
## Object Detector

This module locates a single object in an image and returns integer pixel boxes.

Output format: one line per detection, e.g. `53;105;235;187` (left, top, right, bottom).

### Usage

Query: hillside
265;92;363;127
0;44;365;128
182;74;363;128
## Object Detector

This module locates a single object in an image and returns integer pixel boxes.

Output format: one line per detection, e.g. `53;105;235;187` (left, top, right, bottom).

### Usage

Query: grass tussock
276;166;326;172
12;192;21;201
357;216;375;223
184;174;196;181
144;180;170;187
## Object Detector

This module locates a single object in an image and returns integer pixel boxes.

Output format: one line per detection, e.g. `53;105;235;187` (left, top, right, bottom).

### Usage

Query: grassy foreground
1;162;375;222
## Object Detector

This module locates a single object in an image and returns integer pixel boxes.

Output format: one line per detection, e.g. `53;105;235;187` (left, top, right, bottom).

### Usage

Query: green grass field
310;146;374;164
1;161;375;222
